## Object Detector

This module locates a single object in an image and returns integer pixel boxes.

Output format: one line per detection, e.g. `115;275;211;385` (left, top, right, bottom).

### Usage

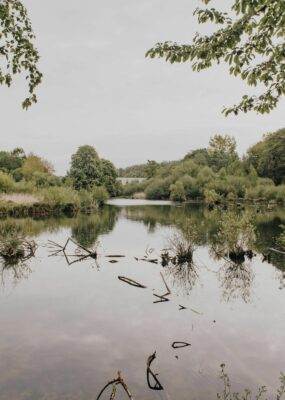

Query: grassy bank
0;186;110;218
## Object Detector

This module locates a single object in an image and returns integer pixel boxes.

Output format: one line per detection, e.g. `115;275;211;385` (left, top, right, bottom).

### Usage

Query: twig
146;352;164;391
96;371;134;400
118;276;147;289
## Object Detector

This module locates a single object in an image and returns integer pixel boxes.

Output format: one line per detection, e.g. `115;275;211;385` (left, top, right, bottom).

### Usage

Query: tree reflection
217;260;254;303
71;206;120;247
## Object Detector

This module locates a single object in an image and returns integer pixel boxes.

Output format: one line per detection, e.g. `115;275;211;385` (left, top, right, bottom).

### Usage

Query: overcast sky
1;0;284;175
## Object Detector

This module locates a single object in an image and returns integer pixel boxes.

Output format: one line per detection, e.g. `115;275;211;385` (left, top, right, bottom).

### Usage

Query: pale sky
1;0;284;175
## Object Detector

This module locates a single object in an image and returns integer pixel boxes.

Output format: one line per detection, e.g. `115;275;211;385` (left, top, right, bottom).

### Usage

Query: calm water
0;200;285;400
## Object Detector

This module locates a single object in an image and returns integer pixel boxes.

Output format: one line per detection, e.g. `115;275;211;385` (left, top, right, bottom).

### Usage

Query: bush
170;181;186;202
40;187;81;207
91;186;109;205
145;178;171;200
0;171;15;193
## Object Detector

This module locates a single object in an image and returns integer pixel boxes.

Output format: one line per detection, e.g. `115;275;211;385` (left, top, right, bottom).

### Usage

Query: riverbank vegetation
0;145;119;216
121;129;285;204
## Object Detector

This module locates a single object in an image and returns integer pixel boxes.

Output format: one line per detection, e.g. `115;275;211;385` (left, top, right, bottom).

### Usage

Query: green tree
69;145;103;190
0;148;25;172
184;148;210;165
21;154;53;178
208;134;238;170
246;128;285;184
0;0;42;108
101;159;119;196
145;160;159;179
146;0;285;115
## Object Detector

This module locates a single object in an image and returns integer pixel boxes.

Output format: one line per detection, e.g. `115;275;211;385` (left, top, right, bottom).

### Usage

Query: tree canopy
146;0;285;115
246;128;285;184
68;145;119;195
0;0;42;108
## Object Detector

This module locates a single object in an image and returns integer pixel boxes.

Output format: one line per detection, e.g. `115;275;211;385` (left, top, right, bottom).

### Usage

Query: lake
0;200;284;400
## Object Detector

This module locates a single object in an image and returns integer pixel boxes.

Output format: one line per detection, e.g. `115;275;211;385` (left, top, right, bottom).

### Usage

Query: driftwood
118;276;146;289
146;352;164;391
105;255;126;258
47;238;98;266
172;342;191;349
96;371;134;400
178;304;202;314
135;257;158;264
153;272;171;304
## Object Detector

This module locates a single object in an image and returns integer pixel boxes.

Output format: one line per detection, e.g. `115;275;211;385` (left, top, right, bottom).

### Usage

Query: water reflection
217;260;254;303
165;262;199;295
0;260;32;288
71;206;120;247
0;201;285;400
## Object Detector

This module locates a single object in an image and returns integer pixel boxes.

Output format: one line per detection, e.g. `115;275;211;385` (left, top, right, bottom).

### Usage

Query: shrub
170;181;186;202
0;171;15;193
145;178;171;200
91;186;109;205
40;187;81;207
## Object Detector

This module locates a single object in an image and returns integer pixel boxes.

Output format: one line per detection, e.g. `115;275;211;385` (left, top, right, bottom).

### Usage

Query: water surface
0;201;284;400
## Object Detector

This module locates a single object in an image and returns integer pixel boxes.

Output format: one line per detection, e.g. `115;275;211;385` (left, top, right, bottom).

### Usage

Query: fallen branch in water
96;371;134;400
269;247;285;255
172;342;191;349
146;352;164;391
153;272;171;304
105;255;126;258
153;294;170;304
47;238;98;266
118;276;147;288
135;257;159;264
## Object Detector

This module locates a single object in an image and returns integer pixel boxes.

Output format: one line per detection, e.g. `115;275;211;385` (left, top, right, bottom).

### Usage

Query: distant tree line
121;128;285;203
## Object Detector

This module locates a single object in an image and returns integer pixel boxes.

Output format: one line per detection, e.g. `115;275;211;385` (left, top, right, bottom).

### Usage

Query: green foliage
101;159;119;197
170;181;186;202
145;177;172;200
121;181;145;197
40;187;81;207
91;186;109;205
21;154;53;178
213;211;256;258
0;171;14;192
146;0;285;115
217;364;285;400
208;135;238;171
0;148;25;172
204;188;219;205
69;145;103;190
0;1;42;108
246;129;285;184
145;160;159;179
277;226;285;250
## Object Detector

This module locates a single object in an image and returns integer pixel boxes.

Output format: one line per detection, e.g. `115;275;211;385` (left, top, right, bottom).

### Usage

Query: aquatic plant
212;211;256;262
217;364;285;400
